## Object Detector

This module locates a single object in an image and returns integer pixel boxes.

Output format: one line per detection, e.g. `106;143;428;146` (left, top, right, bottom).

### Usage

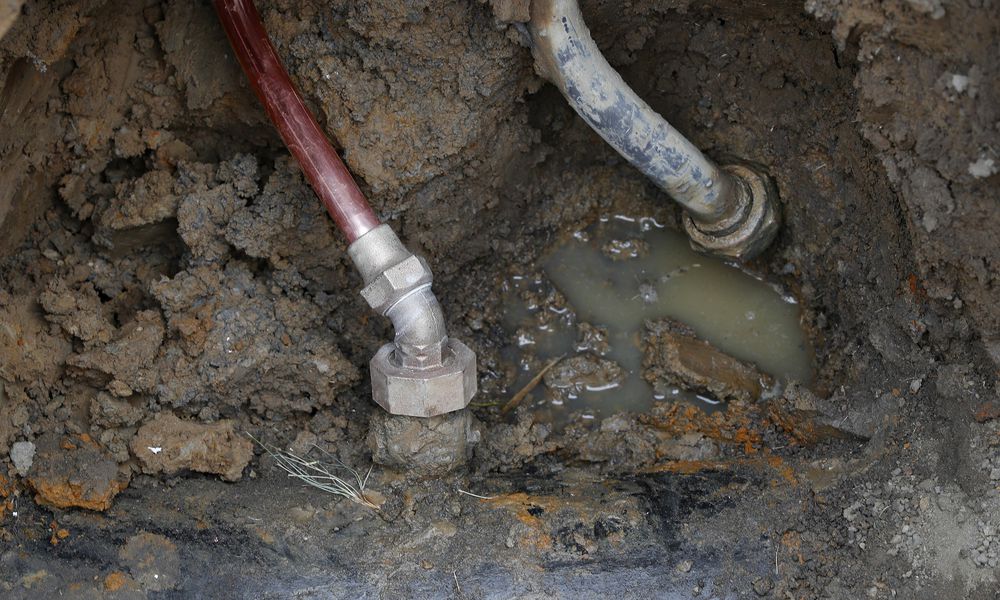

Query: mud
0;0;998;598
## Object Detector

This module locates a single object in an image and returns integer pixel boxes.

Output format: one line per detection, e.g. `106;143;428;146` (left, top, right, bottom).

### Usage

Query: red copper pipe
213;0;380;243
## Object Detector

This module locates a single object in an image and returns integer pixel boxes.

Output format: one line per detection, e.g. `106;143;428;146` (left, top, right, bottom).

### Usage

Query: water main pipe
214;0;476;417
529;0;780;260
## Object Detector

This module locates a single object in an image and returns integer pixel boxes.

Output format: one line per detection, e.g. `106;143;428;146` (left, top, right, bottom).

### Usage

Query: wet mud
0;0;998;598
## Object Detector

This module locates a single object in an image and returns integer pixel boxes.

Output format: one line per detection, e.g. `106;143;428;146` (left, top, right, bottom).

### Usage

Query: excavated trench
0;1;998;598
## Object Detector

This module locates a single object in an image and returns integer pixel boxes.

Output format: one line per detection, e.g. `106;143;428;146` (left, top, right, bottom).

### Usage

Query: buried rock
131;413;252;482
643;318;772;403
27;433;130;511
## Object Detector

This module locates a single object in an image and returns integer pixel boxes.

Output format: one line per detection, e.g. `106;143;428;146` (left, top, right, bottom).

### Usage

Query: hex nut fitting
370;338;478;417
682;163;781;261
360;255;434;315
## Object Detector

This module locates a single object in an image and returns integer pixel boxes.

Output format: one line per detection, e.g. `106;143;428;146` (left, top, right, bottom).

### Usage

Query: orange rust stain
643;403;764;452
767;455;798;486
0;472;10;498
104;571;128;592
643;455;798;486
781;531;805;564
906;274;926;300
32;478;126;512
484;492;576;551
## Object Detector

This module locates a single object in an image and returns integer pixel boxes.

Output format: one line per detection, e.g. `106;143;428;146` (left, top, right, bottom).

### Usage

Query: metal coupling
348;225;477;417
682;163;781;261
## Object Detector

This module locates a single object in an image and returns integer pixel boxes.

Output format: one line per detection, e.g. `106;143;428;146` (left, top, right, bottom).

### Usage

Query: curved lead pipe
529;0;780;260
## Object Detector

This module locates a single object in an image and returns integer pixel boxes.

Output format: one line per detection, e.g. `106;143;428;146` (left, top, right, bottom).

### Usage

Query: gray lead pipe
529;0;781;260
529;0;737;222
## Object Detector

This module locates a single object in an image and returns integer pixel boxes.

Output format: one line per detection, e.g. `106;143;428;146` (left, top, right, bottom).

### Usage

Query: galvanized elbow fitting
529;0;780;261
348;225;477;417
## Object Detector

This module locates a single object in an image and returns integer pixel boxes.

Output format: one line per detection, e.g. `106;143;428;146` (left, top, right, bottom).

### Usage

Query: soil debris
501;354;564;415
368;410;481;476
27;433;129;511
643;318;773;404
130;413;252;482
543;354;625;397
119;532;180;592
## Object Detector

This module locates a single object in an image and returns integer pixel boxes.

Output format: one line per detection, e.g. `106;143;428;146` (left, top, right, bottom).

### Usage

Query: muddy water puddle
502;216;813;426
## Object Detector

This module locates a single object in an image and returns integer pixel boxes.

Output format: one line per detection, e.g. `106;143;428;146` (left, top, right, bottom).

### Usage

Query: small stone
969;156;997;179
752;576;774;596
676;559;693;573
950;73;969;93
10;441;35;476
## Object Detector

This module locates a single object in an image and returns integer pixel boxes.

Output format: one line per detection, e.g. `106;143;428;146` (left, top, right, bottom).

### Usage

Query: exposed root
248;434;380;511
501;354;565;415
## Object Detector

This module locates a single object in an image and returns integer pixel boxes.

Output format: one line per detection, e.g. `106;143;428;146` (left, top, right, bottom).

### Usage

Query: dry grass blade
501;354;565;415
247;434;380;510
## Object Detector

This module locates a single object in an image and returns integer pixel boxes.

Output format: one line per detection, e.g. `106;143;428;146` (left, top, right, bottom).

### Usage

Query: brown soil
0;0;997;598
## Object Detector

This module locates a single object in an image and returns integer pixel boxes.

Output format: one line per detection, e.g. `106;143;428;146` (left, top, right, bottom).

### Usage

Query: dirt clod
27;433;129;511
368;410;481;476
130;413;252;482
643;319;772;403
119;532;180;592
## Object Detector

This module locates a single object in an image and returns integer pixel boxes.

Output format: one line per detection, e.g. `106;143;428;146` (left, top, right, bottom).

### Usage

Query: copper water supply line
213;0;378;243
213;0;477;417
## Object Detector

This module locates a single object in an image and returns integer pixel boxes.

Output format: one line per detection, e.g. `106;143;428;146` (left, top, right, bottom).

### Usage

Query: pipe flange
683;163;781;261
370;338;478;417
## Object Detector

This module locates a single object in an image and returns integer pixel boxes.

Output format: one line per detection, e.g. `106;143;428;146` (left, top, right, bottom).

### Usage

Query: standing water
502;216;813;425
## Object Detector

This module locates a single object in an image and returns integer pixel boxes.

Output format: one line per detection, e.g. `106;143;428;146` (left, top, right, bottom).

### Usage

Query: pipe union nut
370;338;477;417
360;255;434;315
682;163;781;261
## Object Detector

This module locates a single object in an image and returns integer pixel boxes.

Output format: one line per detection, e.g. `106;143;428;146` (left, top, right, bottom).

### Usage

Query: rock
130;413;253;482
119;532;180;592
367;410;480;476
643;319;772;403
27;433;130;511
9;440;35;476
753;576;774;596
